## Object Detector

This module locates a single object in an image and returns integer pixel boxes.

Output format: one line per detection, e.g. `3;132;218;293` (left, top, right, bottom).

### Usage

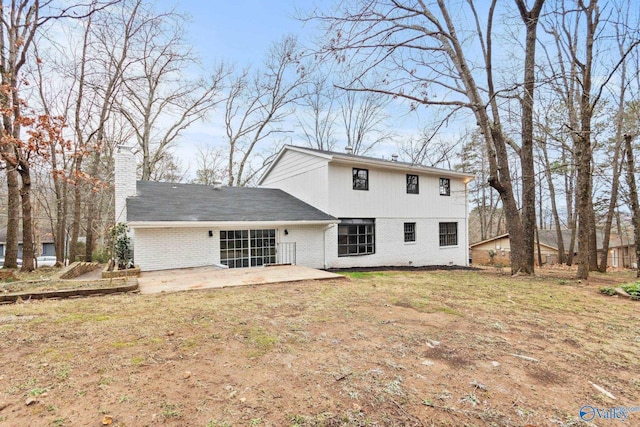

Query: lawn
0;268;638;426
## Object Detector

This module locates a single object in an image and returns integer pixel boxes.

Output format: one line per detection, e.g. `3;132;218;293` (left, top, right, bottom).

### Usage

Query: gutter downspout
323;224;334;269
465;180;470;266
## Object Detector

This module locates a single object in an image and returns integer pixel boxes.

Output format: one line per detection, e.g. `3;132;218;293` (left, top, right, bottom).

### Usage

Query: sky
153;1;462;178
156;0;325;176
168;0;311;66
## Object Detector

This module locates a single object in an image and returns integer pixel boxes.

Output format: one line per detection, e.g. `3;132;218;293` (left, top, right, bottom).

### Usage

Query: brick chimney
114;145;137;223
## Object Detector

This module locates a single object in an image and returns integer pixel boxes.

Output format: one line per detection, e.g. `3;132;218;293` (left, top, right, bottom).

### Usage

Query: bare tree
0;1;114;271
119;9;225;181
542;0;640;278
339;86;393;155
460;130;504;242
623;134;640;276
191;144;227;185
148;152;186;182
400;121;463;168
223;35;307;186
309;0;545;274
296;71;339;151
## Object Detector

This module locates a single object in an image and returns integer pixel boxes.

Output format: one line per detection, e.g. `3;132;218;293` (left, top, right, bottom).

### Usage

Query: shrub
109;223;133;269
599;287;617;296
92;247;110;263
621;282;640;299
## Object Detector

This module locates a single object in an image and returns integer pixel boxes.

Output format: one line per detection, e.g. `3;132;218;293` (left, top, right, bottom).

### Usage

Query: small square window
404;222;416;242
353;168;369;190
407;174;419;194
439;178;450;196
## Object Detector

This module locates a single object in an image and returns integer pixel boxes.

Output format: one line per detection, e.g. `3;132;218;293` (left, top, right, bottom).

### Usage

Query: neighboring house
470;229;632;268
0;231;55;258
607;234;636;268
115;144;473;271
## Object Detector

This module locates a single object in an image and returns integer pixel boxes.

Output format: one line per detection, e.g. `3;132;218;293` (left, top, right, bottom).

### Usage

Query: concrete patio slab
137;265;344;295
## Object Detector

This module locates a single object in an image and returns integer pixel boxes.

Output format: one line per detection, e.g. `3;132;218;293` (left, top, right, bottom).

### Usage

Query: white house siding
260;150;331;212
325;217;468;268
133;227;218;271
327;163;467;219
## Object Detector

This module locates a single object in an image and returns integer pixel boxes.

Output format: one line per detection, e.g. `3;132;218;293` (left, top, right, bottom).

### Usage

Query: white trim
127;220;339;229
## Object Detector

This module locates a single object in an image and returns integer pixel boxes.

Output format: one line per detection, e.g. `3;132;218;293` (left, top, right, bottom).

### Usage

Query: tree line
0;0;400;271
309;0;640;279
2;0;640;281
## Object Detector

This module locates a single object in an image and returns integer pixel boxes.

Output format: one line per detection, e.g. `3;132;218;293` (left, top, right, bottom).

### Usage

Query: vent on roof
213;180;223;190
345;145;353;155
391;154;398;162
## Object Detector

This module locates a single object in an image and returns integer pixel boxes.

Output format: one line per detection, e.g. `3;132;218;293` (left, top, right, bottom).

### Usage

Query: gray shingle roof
127;181;336;223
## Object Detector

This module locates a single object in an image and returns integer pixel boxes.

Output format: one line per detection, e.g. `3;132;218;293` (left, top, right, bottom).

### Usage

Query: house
259;145;473;268
0;231;55;258
470;229;633;267
115;144;473;271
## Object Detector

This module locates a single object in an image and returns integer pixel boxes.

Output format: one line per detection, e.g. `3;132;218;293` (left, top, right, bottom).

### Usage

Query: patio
136;264;344;294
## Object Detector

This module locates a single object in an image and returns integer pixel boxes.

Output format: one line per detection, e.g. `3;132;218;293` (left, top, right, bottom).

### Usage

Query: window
220;229;276;268
439;178;450;196
439;222;458;246
338;218;375;256
404;222;416;242
353;168;369;190
406;174;419;194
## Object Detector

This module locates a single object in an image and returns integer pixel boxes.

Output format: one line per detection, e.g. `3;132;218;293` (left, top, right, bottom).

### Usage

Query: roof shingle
127;181;336;223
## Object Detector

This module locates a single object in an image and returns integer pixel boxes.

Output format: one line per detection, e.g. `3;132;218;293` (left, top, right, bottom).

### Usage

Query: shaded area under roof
127;181;337;223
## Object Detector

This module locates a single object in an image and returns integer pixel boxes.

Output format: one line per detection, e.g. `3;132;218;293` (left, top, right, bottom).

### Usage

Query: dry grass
0;268;638;426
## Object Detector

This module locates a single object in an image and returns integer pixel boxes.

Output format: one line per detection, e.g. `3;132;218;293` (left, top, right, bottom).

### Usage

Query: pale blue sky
165;0;313;66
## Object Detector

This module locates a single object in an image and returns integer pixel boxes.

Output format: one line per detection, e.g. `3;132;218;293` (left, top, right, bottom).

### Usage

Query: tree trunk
588;197;599;271
599;146;623;271
69;159;83;263
84;152;102;261
600;50;628;271
541;140;566;264
515;0;545;275
575;133;592;279
3;166;20;268
18;166;35;272
623;134;640;278
575;1;597;280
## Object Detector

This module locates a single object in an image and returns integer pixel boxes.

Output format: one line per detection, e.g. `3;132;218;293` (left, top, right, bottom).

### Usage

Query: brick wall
133;227;216;271
326;218;469;269
114;146;137;223
279;225;327;269
133;225;329;271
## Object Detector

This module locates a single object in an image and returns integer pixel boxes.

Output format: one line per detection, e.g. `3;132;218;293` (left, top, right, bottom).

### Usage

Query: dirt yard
0;268;638;426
